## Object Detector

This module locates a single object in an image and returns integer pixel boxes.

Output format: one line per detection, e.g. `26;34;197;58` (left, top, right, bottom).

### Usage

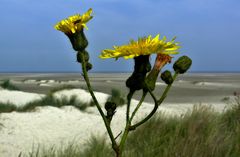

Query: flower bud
144;68;159;91
67;29;88;51
105;101;117;123
105;101;117;111
173;56;192;74
126;55;151;91
144;54;172;91
77;50;89;63
161;70;173;84
86;62;92;71
126;73;145;91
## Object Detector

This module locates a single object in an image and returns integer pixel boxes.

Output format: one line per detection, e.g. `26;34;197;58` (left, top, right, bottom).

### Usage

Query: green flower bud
77;50;89;63
133;55;151;74
161;70;173;84
105;101;117;111
126;73;145;91
144;68;160;91
105;101;117;123
173;56;192;74
67;29;88;51
86;62;92;71
126;55;151;91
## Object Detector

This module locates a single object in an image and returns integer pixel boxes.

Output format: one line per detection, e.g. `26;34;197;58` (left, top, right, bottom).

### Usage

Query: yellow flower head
100;34;180;59
54;8;93;35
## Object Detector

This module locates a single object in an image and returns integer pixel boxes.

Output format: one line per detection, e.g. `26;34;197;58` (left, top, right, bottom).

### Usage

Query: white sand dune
54;89;110;106
0;88;230;157
38;83;52;87
39;80;48;83
48;80;56;83
193;81;235;87
0;89;44;107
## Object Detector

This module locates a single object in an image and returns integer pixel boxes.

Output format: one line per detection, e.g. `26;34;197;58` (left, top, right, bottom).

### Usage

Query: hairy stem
79;52;118;152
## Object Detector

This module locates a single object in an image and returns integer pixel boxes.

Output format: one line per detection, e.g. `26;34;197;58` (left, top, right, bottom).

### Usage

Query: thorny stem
79;52;118;153
130;72;178;130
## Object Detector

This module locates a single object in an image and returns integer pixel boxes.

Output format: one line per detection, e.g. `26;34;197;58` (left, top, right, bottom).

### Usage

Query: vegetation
25;102;240;157
49;85;77;94
0;79;19;90
107;88;125;106
0;84;94;113
0;87;123;113
0;94;90;113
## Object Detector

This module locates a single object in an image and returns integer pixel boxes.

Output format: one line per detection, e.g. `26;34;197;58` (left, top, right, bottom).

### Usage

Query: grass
49;85;77;94
0;79;19;90
107;88;125;106
0;94;91;113
0;85;94;113
26;102;240;157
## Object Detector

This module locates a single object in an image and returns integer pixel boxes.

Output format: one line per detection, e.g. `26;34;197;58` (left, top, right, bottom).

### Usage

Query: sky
0;0;240;72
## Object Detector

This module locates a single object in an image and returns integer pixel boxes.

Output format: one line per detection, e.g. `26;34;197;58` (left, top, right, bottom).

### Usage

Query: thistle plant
55;8;192;157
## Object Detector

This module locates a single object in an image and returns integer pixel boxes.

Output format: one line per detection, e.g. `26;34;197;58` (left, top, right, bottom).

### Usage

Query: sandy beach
0;73;240;156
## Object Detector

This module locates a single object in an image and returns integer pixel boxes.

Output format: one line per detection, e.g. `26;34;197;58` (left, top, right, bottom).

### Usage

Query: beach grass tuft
107;88;125;106
0;79;19;91
49;85;77;94
23;137;112;157
0;94;90;113
0;102;17;112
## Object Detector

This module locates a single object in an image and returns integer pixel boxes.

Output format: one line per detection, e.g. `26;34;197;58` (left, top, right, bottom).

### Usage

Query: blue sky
0;0;240;72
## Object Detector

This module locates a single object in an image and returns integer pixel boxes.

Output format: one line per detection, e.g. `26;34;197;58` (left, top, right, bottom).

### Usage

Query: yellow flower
54;8;93;35
100;34;180;59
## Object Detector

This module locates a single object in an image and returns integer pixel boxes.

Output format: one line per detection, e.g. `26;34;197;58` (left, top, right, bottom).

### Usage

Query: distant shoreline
0;71;240;74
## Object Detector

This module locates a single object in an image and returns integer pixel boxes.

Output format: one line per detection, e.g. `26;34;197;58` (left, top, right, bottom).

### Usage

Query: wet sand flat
1;72;240;104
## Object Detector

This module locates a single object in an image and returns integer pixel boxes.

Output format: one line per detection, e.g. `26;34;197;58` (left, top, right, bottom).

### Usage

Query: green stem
79;52;118;152
129;92;147;123
130;72;178;130
126;91;134;124
158;72;178;103
118;92;148;156
119;124;130;156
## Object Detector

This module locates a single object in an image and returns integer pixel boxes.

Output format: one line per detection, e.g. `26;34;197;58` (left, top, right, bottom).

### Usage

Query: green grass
22;137;113;157
26;103;240;157
49;85;77;94
0;94;91;113
0;102;17;112
107;88;125;106
0;79;19;90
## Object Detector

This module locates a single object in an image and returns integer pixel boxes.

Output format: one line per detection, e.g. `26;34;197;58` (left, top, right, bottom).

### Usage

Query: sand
0;89;44;107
